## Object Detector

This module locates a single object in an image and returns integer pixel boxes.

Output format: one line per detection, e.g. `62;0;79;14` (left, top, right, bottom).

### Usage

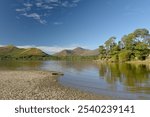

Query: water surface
0;60;150;99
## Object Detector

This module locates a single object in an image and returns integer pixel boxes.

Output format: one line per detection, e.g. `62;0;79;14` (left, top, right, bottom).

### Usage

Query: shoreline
126;60;150;64
94;59;150;64
0;70;111;100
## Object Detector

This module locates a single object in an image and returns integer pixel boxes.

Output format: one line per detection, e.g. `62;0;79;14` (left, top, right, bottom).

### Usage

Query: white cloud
47;0;59;3
42;5;54;9
16;8;26;12
53;22;63;25
36;2;43;7
15;0;82;24
39;20;47;24
22;13;47;24
23;3;33;7
62;1;69;7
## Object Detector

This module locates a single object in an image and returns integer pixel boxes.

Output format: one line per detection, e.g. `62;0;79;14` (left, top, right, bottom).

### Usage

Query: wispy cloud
15;0;81;24
16;8;26;12
22;13;47;24
23;3;33;7
53;22;63;25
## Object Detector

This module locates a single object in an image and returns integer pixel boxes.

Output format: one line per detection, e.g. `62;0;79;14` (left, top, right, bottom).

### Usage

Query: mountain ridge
54;47;99;56
0;45;48;59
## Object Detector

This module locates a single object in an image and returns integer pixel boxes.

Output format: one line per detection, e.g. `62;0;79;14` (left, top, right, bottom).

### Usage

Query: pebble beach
0;71;110;100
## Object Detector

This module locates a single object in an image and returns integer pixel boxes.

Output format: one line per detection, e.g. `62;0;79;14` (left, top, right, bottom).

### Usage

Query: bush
119;51;132;62
109;55;118;62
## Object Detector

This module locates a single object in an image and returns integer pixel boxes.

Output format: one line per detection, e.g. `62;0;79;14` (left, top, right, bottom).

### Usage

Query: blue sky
0;0;150;54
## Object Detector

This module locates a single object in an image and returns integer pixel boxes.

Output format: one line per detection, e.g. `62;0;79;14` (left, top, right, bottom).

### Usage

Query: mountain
54;47;99;56
54;50;73;56
19;48;48;57
0;45;48;58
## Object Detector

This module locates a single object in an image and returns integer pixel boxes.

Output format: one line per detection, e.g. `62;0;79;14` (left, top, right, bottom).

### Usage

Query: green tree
134;42;149;60
119;50;132;62
104;36;116;51
121;33;136;50
134;28;149;39
143;35;150;47
99;45;106;59
118;41;124;49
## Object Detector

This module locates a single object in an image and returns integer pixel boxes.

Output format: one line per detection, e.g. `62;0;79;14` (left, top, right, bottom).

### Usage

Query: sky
0;0;150;54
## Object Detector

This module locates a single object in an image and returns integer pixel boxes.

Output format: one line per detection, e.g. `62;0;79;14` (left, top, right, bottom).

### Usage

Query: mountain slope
54;47;99;56
54;50;73;56
0;45;48;58
19;48;48;57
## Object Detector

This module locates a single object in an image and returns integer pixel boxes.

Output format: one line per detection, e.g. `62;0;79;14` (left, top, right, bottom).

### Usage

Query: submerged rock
51;72;64;76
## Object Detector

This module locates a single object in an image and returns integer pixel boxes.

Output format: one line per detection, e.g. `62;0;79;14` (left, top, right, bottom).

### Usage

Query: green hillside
0;45;49;60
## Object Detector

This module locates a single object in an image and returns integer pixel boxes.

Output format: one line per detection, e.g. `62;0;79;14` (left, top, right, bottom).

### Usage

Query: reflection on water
98;63;150;93
0;61;43;70
0;60;150;99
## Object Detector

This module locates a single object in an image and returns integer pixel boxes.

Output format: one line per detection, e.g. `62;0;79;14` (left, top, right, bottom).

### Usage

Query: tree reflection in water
98;63;150;93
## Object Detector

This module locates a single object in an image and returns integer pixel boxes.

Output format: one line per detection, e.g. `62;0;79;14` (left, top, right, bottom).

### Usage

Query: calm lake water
0;60;150;99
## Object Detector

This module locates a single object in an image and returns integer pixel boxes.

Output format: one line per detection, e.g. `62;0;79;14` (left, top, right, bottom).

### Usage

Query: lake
0;60;150;99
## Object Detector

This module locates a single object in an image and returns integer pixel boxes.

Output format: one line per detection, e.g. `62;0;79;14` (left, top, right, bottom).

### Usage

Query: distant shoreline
0;70;110;100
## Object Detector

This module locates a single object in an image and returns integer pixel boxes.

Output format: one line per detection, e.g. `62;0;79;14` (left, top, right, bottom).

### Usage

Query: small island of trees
99;28;150;62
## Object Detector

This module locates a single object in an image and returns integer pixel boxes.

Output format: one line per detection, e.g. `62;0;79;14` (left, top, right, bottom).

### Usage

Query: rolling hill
0;45;48;59
54;47;99;56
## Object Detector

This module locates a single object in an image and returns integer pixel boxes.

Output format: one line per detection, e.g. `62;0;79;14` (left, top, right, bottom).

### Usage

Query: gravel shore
0;71;110;100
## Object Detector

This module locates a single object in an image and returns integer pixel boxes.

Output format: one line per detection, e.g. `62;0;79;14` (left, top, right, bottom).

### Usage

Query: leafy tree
119;50;132;62
99;45;106;59
118;41;124;49
134;42;149;60
121;33;136;50
134;29;149;39
104;36;116;51
143;35;150;47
